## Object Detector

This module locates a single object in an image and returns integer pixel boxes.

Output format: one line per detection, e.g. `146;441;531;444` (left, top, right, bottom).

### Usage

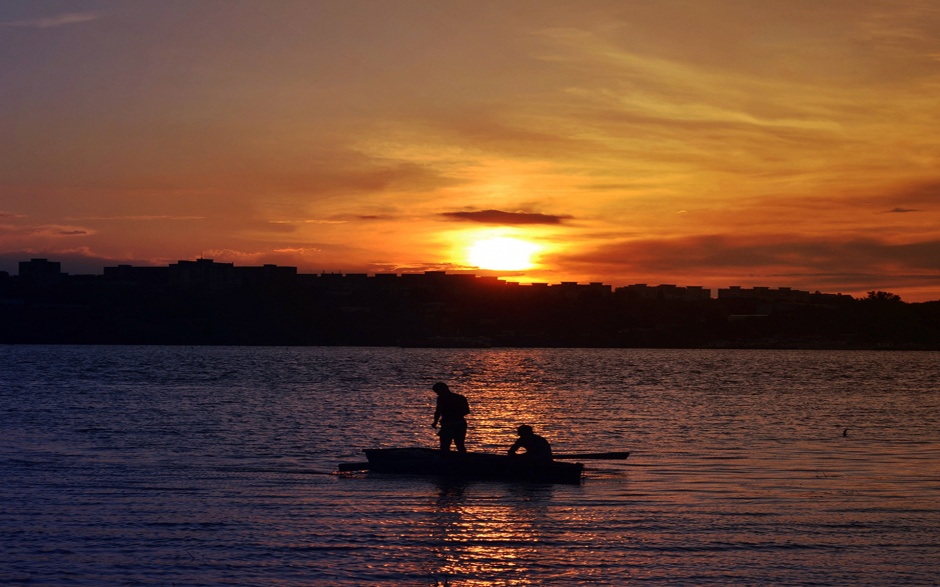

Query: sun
467;237;539;271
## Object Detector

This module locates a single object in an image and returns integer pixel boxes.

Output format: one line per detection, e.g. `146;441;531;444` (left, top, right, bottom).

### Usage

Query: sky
2;1;940;301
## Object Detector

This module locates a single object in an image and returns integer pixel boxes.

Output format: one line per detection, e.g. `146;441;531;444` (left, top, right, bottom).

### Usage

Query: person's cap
432;382;449;393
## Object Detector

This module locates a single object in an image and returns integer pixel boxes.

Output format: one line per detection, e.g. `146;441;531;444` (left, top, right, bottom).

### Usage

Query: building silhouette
18;258;65;287
1;257;937;349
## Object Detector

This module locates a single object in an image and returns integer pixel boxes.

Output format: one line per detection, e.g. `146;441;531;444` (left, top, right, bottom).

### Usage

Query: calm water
1;346;938;586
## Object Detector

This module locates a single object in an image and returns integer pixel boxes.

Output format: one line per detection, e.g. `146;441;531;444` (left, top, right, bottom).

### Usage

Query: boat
351;447;586;484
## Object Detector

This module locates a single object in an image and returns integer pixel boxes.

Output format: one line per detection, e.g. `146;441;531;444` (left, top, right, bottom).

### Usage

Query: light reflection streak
424;481;559;586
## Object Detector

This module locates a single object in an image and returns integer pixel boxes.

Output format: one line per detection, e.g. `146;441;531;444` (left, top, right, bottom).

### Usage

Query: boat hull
363;447;584;484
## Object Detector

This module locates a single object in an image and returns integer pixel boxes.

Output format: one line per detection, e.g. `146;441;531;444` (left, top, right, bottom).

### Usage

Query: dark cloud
874;180;940;210
565;234;940;273
440;209;572;225
552;234;940;296
1;224;96;238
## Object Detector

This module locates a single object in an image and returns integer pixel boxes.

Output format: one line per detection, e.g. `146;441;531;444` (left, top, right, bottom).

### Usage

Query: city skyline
6;256;875;303
2;2;940;301
9;255;936;351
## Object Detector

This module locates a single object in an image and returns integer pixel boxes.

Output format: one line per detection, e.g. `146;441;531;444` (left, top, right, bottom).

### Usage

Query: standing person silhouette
431;382;470;454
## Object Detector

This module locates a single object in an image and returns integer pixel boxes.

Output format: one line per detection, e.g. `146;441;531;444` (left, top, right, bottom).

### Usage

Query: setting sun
467;237;540;271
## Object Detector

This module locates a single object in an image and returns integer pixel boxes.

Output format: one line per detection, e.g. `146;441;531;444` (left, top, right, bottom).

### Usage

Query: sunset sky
2;1;939;300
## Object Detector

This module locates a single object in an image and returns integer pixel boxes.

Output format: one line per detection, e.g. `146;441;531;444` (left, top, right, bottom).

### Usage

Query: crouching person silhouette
508;424;553;463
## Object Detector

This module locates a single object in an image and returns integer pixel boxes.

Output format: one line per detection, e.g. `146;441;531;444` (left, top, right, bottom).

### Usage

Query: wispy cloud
440;209;572;225
553;233;940;292
268;219;348;225
0;224;94;238
2;12;101;28
69;215;205;221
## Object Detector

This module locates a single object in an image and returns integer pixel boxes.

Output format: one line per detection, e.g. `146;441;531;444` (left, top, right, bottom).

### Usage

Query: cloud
884;180;940;208
264;218;353;234
2;12;100;28
0;224;95;238
440;209;572;225
550;233;940;295
268;219;349;225
569;234;940;272
68;215;205;221
884;207;920;213
272;247;323;254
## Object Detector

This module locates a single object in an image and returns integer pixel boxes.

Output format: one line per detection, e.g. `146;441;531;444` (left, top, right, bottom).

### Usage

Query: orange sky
2;1;939;300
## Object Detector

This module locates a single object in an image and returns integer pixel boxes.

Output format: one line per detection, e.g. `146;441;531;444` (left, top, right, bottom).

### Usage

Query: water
1;346;938;586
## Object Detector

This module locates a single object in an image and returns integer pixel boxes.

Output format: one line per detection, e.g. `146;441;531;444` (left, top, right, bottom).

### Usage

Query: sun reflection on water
422;481;563;586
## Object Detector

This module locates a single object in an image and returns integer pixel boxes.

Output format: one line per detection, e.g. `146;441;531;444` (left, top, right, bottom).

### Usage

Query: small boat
350;447;586;485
